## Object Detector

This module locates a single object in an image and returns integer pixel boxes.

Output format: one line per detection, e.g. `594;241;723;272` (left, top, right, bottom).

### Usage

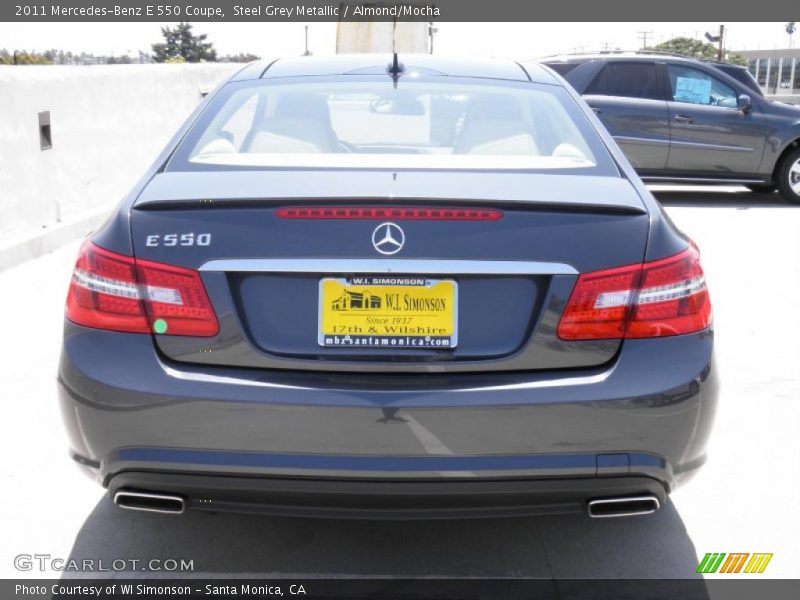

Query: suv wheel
776;146;800;205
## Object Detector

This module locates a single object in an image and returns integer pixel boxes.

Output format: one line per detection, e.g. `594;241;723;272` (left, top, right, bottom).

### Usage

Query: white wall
0;63;240;242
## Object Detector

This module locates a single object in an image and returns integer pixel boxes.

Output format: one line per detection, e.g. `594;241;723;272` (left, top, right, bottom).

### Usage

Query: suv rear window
586;62;661;100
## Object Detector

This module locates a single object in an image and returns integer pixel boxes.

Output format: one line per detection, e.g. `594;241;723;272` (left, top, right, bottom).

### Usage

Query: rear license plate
319;276;457;348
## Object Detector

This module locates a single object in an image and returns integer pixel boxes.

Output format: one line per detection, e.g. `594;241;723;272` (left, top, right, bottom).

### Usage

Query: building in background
738;48;800;96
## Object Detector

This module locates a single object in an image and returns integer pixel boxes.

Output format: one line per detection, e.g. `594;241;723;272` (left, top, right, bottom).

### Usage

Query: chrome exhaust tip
587;494;660;518
113;490;185;514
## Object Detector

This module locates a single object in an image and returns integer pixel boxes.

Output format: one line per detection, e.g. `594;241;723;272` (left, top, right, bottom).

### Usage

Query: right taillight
66;241;219;336
557;245;711;340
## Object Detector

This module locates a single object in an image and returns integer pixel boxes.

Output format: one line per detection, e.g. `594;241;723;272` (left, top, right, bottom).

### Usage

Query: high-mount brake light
275;206;504;221
65;242;219;336
557;245;711;340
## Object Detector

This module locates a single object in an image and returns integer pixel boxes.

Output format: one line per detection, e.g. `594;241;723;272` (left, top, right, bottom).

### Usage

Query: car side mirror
737;94;752;114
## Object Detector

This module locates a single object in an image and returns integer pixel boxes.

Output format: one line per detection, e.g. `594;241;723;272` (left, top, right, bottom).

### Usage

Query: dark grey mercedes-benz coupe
58;55;718;519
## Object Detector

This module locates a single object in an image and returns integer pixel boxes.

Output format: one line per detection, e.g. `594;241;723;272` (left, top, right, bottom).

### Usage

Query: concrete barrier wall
0;63;241;246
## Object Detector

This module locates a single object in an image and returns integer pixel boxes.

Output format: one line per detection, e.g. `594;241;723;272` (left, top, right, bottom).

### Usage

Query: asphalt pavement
1;185;797;580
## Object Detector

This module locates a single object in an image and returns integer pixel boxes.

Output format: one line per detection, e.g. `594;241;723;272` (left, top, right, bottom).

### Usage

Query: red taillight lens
67;242;147;333
276;206;503;221
557;245;711;340
66;242;219;336
135;257;220;336
556;262;641;340
626;246;711;339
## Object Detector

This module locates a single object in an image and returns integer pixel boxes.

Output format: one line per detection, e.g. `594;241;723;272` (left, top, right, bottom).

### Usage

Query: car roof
542;52;749;70
707;60;749;71
231;54;559;84
541;51;762;95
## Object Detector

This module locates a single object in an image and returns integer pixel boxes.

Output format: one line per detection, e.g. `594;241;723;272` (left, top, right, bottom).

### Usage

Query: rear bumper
109;471;666;519
58;323;718;513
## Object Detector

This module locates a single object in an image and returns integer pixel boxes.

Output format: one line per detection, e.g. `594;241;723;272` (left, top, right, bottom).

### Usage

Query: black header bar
3;1;798;22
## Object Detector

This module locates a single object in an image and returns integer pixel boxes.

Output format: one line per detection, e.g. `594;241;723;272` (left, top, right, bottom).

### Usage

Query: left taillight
66;241;219;336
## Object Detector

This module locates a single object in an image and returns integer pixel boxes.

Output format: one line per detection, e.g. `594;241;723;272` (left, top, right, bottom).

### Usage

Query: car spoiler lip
134;171;648;215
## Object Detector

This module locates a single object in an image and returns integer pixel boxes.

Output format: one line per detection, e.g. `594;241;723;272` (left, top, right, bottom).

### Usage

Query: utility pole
303;25;312;56
717;24;724;61
428;22;438;54
637;30;653;50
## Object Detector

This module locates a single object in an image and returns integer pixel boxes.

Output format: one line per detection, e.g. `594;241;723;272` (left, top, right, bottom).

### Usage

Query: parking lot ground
0;186;798;580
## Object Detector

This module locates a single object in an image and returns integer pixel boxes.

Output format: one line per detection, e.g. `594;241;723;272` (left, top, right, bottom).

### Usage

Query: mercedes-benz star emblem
372;222;405;255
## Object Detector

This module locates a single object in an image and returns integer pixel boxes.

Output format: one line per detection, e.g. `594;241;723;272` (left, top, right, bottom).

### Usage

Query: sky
0;22;794;58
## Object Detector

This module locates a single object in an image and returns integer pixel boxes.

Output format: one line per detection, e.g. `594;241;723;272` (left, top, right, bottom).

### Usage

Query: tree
219;52;260;63
646;36;747;66
0;49;52;65
106;55;133;65
151;22;217;63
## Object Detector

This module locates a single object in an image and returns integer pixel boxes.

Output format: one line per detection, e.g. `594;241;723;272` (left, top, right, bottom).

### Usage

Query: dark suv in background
543;52;800;203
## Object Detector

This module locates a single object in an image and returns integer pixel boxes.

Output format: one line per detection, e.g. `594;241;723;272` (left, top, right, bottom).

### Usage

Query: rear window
586;62;661;100
169;78;615;173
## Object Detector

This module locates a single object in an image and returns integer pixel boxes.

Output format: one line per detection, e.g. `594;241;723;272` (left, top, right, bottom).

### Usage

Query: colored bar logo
697;553;773;574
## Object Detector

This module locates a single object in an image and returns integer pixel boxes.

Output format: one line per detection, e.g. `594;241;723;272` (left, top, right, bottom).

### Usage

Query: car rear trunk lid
131;170;648;373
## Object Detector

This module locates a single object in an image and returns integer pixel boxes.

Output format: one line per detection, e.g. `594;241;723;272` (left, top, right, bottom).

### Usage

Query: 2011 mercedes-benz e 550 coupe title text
58;55;718;519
